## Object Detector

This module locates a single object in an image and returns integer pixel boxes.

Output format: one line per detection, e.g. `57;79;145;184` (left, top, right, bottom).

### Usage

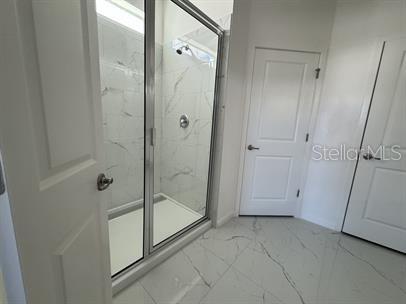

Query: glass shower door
96;0;223;278
152;0;222;247
96;0;145;277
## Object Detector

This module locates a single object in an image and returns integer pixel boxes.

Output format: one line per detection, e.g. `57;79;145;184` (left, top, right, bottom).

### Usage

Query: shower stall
95;0;225;281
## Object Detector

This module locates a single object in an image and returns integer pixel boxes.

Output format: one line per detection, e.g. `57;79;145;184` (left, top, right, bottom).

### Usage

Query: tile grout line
139;281;158;304
196;236;255;304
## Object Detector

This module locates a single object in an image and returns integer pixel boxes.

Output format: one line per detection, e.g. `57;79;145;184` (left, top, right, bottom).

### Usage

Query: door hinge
305;133;309;142
315;68;321;79
0;160;5;195
296;189;300;198
150;127;156;146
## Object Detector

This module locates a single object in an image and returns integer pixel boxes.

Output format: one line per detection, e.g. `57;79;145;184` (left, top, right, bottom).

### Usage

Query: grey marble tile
196;219;256;266
98;15;147;210
114;217;406;304
200;266;285;304
139;250;213;304
114;282;155;304
181;240;230;288
232;236;335;304
319;234;406;304
99;13;218;213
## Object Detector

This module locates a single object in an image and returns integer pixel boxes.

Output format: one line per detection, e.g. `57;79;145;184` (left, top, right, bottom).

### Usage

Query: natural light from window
96;0;144;34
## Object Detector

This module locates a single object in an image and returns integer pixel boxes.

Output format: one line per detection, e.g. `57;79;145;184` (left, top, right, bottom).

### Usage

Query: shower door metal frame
112;0;225;291
146;0;225;254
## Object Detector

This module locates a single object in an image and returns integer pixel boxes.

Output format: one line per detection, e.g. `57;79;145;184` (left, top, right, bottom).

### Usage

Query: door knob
362;153;381;160
248;145;260;151
97;173;114;191
179;114;189;128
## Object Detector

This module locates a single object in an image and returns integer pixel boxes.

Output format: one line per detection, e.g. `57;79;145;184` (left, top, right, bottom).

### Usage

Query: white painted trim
301;213;338;231
235;46;327;218
295;50;328;218
215;212;235;228
335;38;387;231
234;45;253;216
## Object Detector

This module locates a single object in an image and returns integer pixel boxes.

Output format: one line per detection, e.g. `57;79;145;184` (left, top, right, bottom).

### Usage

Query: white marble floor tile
196;218;257;265
181;240;230;288
200;266;285;304
231;234;339;304
139;252;211;304
113;282;155;304
115;217;406;304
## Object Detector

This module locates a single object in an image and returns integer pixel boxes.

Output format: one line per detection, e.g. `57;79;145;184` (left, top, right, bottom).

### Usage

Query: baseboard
299;213;339;231
215;212;235;227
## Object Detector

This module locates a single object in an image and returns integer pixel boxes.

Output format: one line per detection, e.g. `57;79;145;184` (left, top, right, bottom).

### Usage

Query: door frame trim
341;41;386;231
236;46;325;217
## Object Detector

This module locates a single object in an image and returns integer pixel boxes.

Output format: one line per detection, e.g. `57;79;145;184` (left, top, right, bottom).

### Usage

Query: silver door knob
362;153;381;160
248;145;260;151
97;173;114;191
179;114;189;128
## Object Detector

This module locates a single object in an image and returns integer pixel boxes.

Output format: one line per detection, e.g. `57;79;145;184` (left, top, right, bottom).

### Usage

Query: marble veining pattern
98;18;148;209
114;217;406;304
98;11;219;214
157;23;219;215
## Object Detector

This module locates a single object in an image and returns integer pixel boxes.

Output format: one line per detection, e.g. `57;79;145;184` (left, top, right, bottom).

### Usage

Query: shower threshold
108;193;202;275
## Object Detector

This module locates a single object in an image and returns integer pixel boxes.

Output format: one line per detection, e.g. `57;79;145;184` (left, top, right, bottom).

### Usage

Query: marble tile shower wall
98;17;224;212
98;19;162;210
158;28;217;215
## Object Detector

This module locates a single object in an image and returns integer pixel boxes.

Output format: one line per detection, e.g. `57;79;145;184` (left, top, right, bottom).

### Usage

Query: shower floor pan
108;193;202;275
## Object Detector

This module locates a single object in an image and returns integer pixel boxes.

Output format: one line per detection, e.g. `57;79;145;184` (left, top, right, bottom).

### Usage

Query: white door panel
240;48;319;216
0;0;112;303
343;38;406;253
252;156;292;200
258;61;305;141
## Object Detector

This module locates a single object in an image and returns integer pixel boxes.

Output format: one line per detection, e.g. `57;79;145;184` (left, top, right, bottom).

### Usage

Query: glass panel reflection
96;0;145;276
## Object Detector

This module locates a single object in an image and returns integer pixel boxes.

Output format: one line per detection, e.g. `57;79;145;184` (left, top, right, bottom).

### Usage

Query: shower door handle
97;173;114;191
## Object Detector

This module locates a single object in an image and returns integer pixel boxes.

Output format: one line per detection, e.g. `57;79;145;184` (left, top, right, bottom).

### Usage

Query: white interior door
343;38;406;253
0;0;112;303
240;48;319;216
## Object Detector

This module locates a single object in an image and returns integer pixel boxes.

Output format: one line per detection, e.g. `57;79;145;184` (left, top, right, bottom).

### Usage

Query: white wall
216;0;337;225
301;0;406;230
220;0;406;230
215;0;251;225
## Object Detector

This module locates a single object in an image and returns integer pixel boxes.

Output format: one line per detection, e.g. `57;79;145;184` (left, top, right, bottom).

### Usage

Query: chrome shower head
176;44;190;55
